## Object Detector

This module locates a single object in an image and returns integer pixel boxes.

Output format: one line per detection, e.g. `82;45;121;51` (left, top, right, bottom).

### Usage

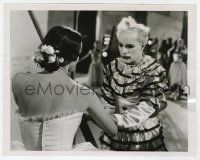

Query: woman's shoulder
12;72;32;94
13;71;31;77
71;80;95;96
72;81;98;109
12;71;31;84
74;81;98;98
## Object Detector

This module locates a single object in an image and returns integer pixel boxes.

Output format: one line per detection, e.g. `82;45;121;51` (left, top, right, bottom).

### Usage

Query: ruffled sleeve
113;62;169;128
140;64;169;117
101;63;116;115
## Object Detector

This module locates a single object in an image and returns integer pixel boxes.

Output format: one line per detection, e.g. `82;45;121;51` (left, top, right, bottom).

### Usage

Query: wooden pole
28;10;44;42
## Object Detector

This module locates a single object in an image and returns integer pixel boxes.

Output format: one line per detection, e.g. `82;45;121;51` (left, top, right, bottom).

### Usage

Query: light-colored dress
11;111;97;151
87;49;104;88
100;55;168;151
168;61;187;87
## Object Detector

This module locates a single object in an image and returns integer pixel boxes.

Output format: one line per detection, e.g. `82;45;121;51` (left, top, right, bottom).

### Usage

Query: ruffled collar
114;55;156;78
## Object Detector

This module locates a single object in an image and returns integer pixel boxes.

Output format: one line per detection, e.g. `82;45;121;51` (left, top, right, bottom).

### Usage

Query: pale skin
12;63;117;137
117;29;144;65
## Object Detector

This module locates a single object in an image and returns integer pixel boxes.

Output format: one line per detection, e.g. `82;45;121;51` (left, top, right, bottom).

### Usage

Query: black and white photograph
2;3;198;157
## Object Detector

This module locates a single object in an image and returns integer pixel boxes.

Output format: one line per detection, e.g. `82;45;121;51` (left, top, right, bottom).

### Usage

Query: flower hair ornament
33;44;64;64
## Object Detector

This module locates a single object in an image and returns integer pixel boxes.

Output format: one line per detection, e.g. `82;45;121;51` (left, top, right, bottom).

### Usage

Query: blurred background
10;10;190;151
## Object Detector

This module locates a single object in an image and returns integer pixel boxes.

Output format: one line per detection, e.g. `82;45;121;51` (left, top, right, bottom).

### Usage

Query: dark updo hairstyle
35;26;82;73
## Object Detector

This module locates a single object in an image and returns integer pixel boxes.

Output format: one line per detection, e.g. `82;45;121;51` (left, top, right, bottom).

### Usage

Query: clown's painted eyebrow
126;44;135;48
118;41;135;48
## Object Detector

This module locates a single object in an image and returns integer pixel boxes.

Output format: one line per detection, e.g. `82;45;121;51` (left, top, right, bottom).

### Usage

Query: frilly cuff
114;113;139;128
113;114;122;126
137;102;155;121
113;102;156;129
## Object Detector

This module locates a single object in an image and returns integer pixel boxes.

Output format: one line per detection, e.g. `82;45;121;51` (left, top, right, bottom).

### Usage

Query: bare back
12;70;89;116
12;69;117;137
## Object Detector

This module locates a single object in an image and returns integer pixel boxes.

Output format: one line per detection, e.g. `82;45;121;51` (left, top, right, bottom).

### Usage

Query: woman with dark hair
11;26;117;151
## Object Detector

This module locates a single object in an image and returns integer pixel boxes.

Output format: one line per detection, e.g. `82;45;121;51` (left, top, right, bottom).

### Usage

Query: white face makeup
117;30;144;65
